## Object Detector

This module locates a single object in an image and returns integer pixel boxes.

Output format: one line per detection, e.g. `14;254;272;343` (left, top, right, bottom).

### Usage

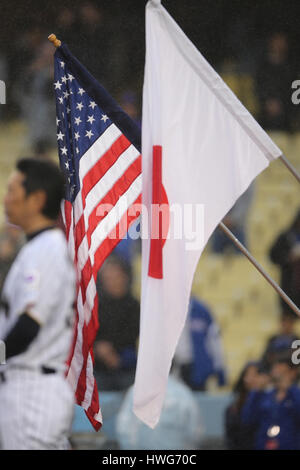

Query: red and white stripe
63;123;142;429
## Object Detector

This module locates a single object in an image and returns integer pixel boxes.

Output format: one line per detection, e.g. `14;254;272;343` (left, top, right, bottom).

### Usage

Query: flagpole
280;154;300;184
219;222;300;317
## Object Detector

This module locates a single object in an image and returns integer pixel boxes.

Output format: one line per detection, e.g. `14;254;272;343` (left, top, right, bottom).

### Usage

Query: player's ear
31;189;47;215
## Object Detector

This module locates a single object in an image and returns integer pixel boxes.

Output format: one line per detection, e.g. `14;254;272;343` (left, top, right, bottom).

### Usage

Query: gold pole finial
48;34;61;48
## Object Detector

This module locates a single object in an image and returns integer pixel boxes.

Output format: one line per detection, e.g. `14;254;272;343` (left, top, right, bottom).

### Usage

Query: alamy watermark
291;80;300;105
0;340;5;365
292;340;300;365
0;80;5;104
95;201;205;251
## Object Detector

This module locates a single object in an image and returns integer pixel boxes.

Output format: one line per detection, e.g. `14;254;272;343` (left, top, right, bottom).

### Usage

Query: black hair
233;361;259;395
16;158;65;220
291;208;300;231
281;308;298;322
232;361;259;412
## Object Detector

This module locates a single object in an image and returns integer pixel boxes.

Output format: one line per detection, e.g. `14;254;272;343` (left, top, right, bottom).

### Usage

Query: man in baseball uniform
0;158;76;450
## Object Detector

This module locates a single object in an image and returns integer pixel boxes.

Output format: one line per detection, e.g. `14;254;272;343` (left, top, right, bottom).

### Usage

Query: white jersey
0;227;76;373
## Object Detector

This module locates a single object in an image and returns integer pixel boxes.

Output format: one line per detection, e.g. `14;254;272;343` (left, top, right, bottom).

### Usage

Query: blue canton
54;54;112;202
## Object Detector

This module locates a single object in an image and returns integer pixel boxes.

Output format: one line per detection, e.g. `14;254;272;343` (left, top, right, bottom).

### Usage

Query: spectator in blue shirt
241;355;300;450
175;297;226;390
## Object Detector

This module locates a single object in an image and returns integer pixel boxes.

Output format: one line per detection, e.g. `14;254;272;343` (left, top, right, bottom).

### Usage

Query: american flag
53;43;142;430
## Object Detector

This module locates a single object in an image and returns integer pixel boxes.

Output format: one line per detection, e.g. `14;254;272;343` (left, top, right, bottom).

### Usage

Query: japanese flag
133;0;282;428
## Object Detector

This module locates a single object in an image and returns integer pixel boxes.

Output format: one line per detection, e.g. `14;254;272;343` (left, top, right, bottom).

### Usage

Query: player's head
4;158;65;230
270;353;299;387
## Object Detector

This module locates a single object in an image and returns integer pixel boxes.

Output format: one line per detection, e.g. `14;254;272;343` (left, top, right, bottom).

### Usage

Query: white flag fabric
133;0;282;428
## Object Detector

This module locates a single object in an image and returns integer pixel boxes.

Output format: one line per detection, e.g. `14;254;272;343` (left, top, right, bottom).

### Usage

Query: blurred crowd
0;1;300;153
223;210;300;450
0;1;143;152
225;309;300;450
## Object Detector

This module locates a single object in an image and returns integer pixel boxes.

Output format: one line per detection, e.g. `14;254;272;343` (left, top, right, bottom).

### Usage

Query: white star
54;80;62;90
85;130;94;139
87;115;95;124
57;131;64;141
67;74;74;83
65;161;69;170
101;114;109;123
56;117;60;126
63;90;70;99
89;101;97;109
61;146;68;155
78;88;85;96
58;97;63;104
76;102;84;111
61;75;67;84
74;132;80;141
60;61;65;68
76;147;80;154
66;107;71;114
74;116;82;126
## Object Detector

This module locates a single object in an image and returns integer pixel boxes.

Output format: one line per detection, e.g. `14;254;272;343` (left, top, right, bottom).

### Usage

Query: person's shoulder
190;297;212;322
127;295;140;310
285;385;300;404
264;334;278;347
22;228;69;264
247;388;270;400
289;384;300;396
28;228;67;252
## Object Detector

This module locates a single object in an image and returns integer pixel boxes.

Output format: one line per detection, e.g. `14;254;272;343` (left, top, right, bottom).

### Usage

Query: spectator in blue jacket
241;355;300;450
175;296;226;390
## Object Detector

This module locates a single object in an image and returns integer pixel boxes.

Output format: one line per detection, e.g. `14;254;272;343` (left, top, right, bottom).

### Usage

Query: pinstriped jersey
0;228;76;373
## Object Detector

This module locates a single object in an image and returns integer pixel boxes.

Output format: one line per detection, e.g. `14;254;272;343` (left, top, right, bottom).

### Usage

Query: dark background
1;0;300;123
1;1;300;56
1;0;300;76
